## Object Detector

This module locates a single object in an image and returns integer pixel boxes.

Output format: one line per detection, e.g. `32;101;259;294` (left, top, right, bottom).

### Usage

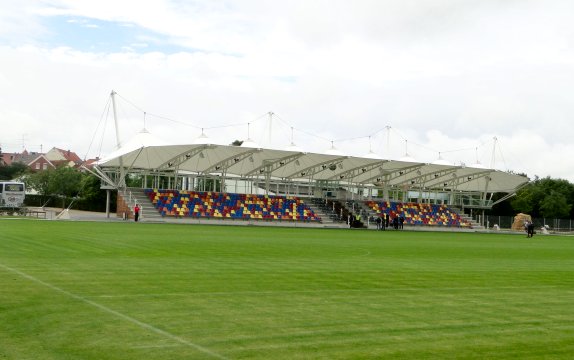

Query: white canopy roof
98;128;167;164
97;142;529;194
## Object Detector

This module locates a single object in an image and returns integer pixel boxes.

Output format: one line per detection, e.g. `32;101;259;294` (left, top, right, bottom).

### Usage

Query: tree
0;162;28;180
23;169;52;205
488;192;516;216
52;167;83;207
77;173;114;212
25;166;84;208
126;174;143;188
511;176;574;219
79;173;102;202
540;190;572;219
511;185;535;215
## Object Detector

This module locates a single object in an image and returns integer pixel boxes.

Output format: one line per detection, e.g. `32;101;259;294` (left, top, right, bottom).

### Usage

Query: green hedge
24;193;117;212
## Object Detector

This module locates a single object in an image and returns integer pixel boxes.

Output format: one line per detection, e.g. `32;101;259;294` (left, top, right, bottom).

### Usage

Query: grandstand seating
366;200;470;227
144;189;321;222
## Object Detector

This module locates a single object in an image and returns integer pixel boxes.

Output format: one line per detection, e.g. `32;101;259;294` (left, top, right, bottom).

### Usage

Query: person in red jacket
134;204;140;222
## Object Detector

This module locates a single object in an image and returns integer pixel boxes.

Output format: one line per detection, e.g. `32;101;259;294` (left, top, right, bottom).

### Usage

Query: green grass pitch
0;219;573;359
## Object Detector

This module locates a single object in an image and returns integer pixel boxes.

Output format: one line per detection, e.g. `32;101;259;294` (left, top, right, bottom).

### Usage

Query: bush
24;193;117;212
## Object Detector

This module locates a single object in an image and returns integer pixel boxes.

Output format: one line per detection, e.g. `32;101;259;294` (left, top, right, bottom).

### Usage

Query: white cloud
1;0;574;182
0;0;47;44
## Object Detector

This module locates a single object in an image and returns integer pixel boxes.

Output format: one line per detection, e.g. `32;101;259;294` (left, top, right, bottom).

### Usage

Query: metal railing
479;215;574;233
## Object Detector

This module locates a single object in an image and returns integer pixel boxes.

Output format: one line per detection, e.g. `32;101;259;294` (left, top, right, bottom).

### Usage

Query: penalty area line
0;262;228;360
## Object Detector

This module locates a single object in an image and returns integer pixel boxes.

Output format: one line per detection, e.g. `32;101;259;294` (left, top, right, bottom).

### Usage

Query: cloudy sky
1;0;573;181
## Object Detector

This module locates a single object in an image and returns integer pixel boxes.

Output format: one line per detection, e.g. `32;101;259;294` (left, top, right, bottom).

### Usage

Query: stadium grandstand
86;91;529;229
91;129;529;229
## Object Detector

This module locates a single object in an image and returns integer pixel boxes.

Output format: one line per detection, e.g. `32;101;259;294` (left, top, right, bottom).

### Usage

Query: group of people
348;212;363;228
375;214;404;230
348;212;405;230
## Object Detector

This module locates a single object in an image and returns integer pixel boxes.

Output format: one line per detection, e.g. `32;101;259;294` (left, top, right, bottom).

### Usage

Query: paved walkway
22;207;535;233
24;207;121;222
23;207;348;228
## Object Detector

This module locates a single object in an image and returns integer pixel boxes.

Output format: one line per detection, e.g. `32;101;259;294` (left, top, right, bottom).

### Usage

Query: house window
43;163;48;170
36;163;40;170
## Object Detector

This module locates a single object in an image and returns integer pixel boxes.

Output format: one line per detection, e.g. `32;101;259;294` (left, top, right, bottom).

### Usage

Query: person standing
527;220;535;238
134;203;140;222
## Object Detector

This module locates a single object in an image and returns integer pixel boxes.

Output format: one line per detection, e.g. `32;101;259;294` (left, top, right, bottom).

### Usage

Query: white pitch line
90;285;568;298
0;263;228;360
132;343;183;349
353;248;371;257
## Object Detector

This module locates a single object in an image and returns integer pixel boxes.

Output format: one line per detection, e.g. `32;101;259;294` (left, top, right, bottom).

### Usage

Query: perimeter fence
478;215;574;233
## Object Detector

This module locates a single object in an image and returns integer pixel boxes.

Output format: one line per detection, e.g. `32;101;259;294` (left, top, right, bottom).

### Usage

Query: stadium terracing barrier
366;200;471;228
144;189;321;222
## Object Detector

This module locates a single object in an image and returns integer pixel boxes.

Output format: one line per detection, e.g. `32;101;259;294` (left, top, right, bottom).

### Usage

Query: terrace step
121;188;163;221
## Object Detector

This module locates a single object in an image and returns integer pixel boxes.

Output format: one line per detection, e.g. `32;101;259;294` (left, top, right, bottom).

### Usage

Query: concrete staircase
119;188;164;222
309;198;368;228
450;207;484;230
461;215;484;230
307;198;345;227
